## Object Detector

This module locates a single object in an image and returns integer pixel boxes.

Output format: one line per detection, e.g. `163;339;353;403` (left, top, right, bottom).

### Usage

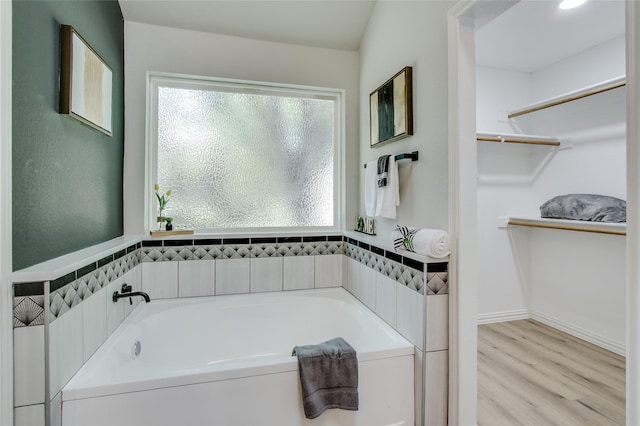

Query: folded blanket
292;337;359;419
392;226;450;258
540;194;626;223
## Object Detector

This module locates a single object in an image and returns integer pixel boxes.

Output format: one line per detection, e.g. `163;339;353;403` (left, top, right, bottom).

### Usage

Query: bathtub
62;288;415;426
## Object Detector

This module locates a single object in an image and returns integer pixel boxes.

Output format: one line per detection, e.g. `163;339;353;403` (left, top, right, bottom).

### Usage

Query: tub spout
112;284;151;304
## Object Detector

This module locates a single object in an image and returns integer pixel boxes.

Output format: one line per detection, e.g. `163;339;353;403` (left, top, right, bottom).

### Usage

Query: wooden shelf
507;75;626;119
506;216;626;236
149;230;194;237
477;132;561;147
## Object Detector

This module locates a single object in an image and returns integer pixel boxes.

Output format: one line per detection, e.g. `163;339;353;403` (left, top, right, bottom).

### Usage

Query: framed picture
59;25;113;136
370;66;413;147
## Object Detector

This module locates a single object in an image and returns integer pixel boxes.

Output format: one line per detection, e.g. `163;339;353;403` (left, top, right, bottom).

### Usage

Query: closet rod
508;76;626;119
477;135;560;146
364;151;419;168
508;218;626;236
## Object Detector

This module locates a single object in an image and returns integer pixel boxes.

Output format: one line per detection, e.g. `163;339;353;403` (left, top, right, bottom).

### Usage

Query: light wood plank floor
478;320;625;426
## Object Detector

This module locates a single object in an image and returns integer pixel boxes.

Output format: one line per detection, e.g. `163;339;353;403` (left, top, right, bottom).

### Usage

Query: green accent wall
12;0;124;270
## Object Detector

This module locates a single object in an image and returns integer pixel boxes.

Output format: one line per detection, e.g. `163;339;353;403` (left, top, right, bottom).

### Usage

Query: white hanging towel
375;156;400;219
364;160;378;217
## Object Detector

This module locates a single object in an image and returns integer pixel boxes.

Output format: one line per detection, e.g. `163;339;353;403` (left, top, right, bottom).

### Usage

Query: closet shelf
477;132;561;147
506;216;626;236
507;75;626;119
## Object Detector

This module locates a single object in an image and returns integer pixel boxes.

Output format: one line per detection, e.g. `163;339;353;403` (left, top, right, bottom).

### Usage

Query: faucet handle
121;283;132;293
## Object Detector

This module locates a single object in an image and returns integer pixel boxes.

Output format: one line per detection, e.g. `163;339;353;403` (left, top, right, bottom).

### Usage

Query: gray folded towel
377;155;390;187
291;337;359;419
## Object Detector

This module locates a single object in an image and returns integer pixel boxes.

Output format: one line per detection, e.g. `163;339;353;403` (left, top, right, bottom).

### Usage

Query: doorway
447;1;639;425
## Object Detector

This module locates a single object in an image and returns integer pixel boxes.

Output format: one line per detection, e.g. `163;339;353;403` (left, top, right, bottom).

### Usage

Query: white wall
476;66;534;319
0;1;12;424
123;22;360;234
531;35;625;100
359;1;452;249
476;35;627;352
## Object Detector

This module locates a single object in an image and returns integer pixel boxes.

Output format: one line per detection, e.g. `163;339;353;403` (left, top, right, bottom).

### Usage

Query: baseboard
477;309;530;325
477;310;625;355
531;311;626;356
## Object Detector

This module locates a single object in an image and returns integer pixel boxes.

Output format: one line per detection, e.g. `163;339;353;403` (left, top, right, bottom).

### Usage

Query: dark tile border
14;282;44;297
164;239;194;246
403;256;425;272
50;271;76;293
196;238;222;245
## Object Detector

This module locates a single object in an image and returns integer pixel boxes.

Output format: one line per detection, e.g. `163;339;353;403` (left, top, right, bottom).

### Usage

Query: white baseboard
477;309;530;325
531;311;626;356
478;309;626;356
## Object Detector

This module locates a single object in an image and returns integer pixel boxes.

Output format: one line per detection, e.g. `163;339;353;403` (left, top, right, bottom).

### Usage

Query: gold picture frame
369;66;413;147
59;25;113;136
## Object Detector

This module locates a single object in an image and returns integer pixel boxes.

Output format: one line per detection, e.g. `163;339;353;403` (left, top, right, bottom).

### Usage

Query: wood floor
478;320;625;426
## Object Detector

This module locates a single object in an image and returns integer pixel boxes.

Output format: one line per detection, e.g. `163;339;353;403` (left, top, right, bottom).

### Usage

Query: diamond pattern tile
192;246;211;259
426;272;449;295
326;241;344;255
88;274;101;293
222;245;251;259
13;296;45;327
76;277;91;300
251;244;280;258
141;247;162;262
207;246;223;259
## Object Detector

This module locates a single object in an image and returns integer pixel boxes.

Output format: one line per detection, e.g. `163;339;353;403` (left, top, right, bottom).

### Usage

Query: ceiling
118;0;376;51
476;0;626;73
118;0;625;70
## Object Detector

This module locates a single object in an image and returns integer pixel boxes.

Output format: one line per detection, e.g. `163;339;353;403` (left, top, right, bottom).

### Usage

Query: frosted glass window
150;77;340;231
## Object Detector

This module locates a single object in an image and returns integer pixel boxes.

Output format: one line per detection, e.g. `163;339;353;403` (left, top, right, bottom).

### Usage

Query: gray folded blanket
291;337;359;419
540;194;626;223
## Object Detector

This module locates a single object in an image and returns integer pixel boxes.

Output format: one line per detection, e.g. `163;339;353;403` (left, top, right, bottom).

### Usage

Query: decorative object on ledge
370;66;413;147
355;216;376;235
149;229;194;237
154;184;172;230
59;25;113;136
165;217;174;231
363;151;419;168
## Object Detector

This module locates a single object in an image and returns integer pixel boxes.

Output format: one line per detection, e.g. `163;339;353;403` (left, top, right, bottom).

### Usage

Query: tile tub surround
11;232;449;426
342;234;450;426
12;241;142;426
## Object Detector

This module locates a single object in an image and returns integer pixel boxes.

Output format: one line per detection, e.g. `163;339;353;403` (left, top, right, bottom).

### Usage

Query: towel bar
364;151;418;168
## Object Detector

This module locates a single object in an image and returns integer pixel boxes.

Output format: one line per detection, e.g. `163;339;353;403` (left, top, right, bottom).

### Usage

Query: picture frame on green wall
59;24;113;136
369;66;413;147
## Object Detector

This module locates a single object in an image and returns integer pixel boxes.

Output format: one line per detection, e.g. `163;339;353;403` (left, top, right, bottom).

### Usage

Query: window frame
146;72;344;235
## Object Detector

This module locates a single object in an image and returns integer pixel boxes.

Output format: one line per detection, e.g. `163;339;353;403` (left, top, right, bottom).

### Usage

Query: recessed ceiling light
559;0;587;10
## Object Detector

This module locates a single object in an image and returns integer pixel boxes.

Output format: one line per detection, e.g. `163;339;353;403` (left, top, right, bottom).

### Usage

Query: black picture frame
369;66;413;147
59;25;113;136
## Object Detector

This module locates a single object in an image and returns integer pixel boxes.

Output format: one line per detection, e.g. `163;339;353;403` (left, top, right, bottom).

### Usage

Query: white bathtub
62;288;415;426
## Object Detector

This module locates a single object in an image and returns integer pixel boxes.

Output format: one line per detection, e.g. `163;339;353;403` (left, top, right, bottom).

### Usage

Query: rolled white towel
391;226;450;258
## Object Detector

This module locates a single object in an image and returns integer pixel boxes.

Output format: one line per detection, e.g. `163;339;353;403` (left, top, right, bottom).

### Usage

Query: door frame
447;1;639;424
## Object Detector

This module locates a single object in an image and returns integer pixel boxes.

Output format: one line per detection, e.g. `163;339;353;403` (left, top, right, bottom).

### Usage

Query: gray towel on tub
291;337;359;419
